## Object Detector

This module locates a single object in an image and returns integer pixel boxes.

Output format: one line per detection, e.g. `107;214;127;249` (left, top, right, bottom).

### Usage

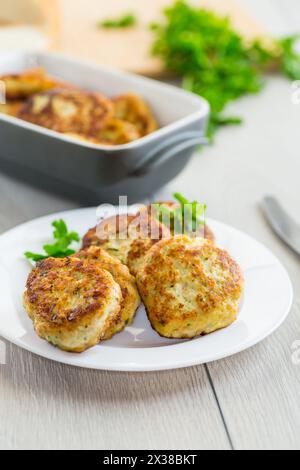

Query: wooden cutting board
57;0;265;76
0;0;265;76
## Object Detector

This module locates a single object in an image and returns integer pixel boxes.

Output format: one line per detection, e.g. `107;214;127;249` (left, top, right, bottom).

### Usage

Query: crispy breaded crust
65;119;141;145
82;213;171;275
113;94;158;137
137;235;244;339
73;247;140;339
0;101;24;117
18;88;113;137
126;213;171;276
82;215;137;265
1;68;58;100
98;118;141;145
23;257;122;352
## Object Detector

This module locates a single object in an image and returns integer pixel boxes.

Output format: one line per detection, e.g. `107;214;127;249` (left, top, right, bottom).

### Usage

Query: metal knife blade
262;196;300;256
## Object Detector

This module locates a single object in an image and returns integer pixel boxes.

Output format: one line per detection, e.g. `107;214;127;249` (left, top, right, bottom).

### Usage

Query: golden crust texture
97;118;141;145
113;94;158;137
1;68;59;100
23;257;122;352
64;120;140;145
126;214;171;276
137;235;244;339
18;88;113;137
82;213;171;275
73;247;140;339
0;101;24;117
82;215;137;265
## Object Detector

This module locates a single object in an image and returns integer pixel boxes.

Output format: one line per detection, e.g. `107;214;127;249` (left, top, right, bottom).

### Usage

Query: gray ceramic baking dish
0;52;210;204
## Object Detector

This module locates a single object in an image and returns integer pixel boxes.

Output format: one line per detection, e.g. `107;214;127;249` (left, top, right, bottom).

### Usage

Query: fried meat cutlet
23;257;122;353
82;212;171;276
0;68;59;100
137;235;244;339
18;88;113;137
72;247;140;339
82;215;137;265
113;94;158;137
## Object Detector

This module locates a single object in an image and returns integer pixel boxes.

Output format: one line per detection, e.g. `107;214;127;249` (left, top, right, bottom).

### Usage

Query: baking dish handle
130;132;208;176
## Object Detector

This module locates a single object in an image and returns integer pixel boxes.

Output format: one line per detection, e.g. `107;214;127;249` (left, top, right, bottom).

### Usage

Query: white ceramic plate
0;207;293;372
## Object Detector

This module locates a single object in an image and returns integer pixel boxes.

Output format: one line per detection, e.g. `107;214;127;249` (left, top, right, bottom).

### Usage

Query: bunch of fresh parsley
25;220;80;263
151;1;300;138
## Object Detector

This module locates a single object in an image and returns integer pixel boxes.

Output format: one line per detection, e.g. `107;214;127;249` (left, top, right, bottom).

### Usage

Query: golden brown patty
64;120;140;145
126;212;171;277
1;68;58;100
113;94;158;137
18;88;113;137
97;118;141;145
142;202;215;242
73;247;140;339
0;101;24;117
82;215;137;265
137;235;244;339
82;213;171;275
23;257;122;353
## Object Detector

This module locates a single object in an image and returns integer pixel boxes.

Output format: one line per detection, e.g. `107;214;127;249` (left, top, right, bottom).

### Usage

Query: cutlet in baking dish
0;68;159;145
1;68;59;100
113;94;158;137
18;88;113;137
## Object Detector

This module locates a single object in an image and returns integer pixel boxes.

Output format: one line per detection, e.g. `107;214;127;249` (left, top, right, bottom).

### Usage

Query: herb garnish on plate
25;219;80;263
154;193;206;234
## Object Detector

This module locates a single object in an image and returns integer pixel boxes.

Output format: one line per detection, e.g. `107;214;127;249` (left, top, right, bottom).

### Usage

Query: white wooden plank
208;303;300;450
0;343;230;450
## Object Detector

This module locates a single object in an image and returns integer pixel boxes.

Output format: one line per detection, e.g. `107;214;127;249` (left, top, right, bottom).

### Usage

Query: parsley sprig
154;193;206;234
25;220;80;263
151;1;300;138
99;13;137;29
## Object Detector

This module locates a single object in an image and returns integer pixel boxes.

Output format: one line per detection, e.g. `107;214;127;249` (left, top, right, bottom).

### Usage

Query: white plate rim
0;207;294;372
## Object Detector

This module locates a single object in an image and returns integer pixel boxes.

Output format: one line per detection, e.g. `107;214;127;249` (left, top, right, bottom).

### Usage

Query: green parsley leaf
151;1;300;138
99;13;137;29
24;252;48;262
154;193;206;234
24;220;80;264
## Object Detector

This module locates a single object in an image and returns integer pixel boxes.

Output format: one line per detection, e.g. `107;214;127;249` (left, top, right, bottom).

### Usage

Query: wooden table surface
0;0;300;450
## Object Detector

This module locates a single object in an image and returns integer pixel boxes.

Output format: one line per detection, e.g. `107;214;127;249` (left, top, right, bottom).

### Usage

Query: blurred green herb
154;193;206;234
25;220;80;263
279;34;300;79
99;13;137;29
151;1;300;138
